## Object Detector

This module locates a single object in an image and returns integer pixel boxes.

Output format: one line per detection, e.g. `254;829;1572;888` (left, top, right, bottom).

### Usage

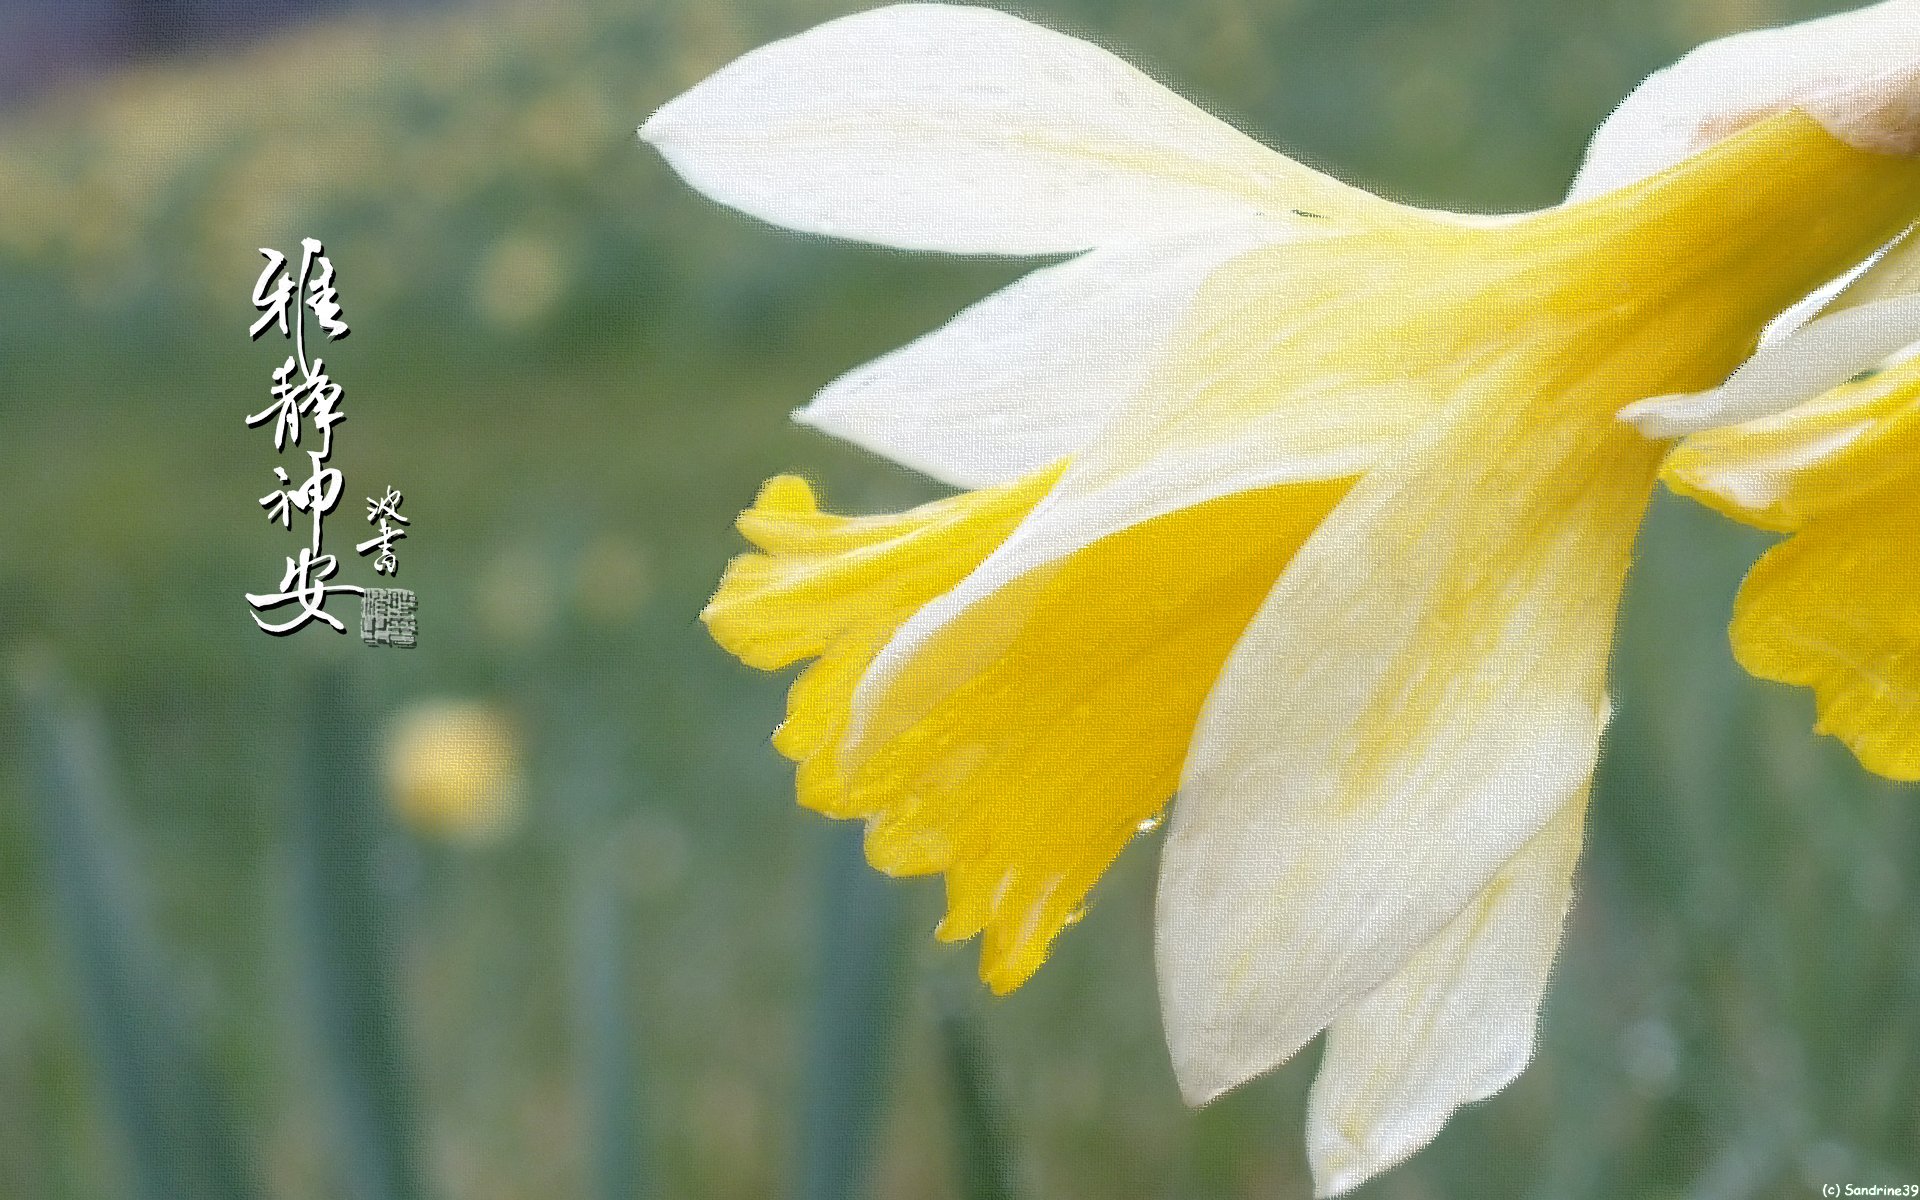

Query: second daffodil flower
645;2;1920;1193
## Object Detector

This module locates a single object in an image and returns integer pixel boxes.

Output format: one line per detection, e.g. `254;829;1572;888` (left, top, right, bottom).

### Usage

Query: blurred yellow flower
652;2;1920;1192
384;700;523;840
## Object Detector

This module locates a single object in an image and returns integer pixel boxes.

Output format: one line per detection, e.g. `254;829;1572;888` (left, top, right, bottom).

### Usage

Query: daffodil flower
644;3;1920;1191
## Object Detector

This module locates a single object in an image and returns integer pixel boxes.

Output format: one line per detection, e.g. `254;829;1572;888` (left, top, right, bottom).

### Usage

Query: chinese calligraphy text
243;239;417;645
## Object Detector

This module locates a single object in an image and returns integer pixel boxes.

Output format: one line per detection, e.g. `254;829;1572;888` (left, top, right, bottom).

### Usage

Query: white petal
1621;291;1920;436
1153;389;1645;1106
796;225;1289;489
641;3;1394;255
1570;0;1920;202
1305;794;1587;1198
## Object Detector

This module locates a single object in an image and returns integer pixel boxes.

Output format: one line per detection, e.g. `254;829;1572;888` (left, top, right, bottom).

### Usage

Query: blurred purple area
0;0;444;105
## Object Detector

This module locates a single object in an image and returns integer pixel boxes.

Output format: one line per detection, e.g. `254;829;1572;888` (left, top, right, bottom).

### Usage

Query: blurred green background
2;0;1918;1197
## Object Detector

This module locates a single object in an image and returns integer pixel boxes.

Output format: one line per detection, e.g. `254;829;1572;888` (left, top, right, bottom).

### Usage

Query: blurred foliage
287;668;430;1200
1;0;1917;1197
796;824;912;1200
13;660;264;1200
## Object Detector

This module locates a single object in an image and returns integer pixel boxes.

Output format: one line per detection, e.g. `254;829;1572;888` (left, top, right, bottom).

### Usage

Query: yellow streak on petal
1190;110;1920;832
1156;111;1920;1106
